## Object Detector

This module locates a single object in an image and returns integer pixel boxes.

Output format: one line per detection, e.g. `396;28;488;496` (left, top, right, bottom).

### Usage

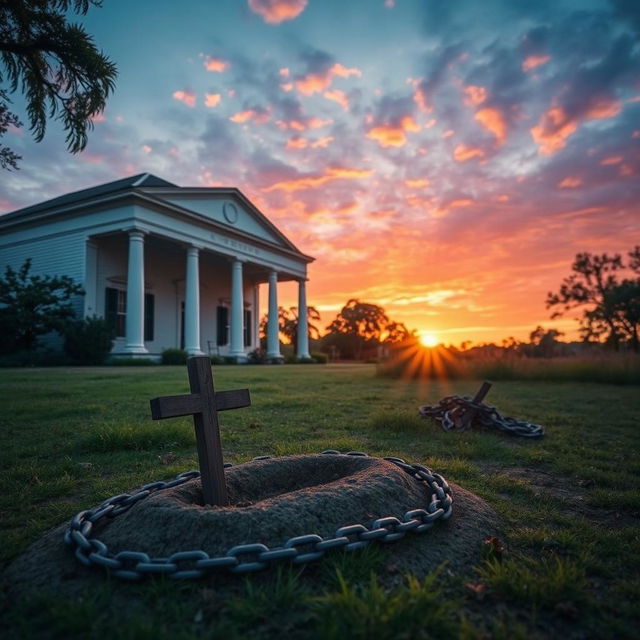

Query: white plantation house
0;174;314;361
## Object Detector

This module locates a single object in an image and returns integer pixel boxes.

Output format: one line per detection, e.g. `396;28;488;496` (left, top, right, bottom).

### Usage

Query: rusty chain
419;395;544;437
64;451;453;581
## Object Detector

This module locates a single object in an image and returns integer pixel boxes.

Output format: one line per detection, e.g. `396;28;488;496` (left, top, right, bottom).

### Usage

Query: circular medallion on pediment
223;202;238;224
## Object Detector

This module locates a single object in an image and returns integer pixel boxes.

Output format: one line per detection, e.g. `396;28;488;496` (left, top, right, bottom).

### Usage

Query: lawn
1;363;639;639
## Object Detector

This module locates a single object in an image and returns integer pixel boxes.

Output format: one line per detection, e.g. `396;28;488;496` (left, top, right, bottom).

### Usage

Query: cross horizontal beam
150;389;250;420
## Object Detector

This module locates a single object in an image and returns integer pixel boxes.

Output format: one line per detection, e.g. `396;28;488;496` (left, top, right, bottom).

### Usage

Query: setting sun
419;332;439;348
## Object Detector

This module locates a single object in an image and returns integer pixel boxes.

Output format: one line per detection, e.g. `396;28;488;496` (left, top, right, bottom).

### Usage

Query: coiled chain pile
419;395;544;437
64;451;453;581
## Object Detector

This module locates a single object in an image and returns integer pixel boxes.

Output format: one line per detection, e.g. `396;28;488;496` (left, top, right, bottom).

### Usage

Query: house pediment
145;189;293;251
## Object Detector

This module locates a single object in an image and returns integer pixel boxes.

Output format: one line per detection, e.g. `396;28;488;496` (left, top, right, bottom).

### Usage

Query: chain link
64;452;453;580
419;395;544;437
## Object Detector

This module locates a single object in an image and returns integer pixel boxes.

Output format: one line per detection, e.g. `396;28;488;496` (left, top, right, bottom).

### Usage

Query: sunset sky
1;0;639;345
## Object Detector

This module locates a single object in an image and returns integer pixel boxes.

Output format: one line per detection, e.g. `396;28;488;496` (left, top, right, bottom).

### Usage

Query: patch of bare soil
479;464;636;527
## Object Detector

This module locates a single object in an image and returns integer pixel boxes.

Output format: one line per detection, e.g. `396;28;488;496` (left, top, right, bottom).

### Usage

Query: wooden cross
149;356;250;506
455;380;492;430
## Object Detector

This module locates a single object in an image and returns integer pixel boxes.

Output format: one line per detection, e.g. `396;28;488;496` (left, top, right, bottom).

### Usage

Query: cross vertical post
149;356;250;506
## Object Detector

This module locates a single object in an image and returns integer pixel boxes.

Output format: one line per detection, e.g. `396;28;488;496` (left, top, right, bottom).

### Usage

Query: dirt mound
2;455;500;597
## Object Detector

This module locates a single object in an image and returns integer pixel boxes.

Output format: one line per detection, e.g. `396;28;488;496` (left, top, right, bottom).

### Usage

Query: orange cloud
366;116;420;148
296;63;362;96
531;99;622;155
262;166;372;192
601;155;623;165
286;136;307;149
279;67;290;77
463;85;487;107
276;117;332;131
203;56;229;72
443;129;454;138
474;107;507;144
404;178;430;188
530;107;578;154
558;176;582;188
230;109;270;124
522;55;550;72
90;112;106;123
311;136;334;148
204;93;221;108
324;89;349;110
172;90;196;108
248;0;307;24
453;144;485;162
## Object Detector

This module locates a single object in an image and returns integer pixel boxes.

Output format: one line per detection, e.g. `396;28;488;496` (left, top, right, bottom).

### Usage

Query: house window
105;287;126;337
217;306;229;346
244;309;252;347
105;287;154;341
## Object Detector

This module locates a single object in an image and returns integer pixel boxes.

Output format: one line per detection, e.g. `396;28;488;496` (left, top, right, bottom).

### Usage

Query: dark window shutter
217;306;228;346
244;310;252;347
105;287;118;334
144;293;154;341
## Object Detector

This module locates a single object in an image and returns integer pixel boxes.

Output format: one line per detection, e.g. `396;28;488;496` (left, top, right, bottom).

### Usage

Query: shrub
64;316;114;365
210;355;225;365
248;348;267;364
311;352;328;364
161;348;188;365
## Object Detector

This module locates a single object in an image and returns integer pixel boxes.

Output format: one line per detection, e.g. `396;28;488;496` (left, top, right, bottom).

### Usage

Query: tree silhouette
0;0;117;169
547;247;640;351
323;299;411;360
0;258;83;353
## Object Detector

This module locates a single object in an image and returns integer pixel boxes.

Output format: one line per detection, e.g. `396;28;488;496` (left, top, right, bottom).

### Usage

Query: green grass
1;364;639;638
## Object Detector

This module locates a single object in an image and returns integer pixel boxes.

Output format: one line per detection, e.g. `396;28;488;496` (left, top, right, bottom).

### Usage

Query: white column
266;270;282;361
229;259;246;360
184;246;203;355
124;230;148;354
297;278;310;360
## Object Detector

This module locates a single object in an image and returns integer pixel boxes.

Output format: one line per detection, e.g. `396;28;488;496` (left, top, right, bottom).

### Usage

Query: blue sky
1;0;639;343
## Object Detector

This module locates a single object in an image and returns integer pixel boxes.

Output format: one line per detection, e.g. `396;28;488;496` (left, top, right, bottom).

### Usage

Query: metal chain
64;451;453;581
419;395;544;437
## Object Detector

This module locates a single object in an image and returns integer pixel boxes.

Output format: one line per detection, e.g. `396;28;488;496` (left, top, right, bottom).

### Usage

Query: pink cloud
205;93;222;108
229;108;270;124
203;56;229;72
463;85;487;107
286;136;308;149
248;0;307;24
522;55;550;72
324;89;349;110
558;176;582;188
453;144;485;162
262;166;372;192
601;155;623;166
296;63;362;96
311;136;334;148
366;116;420;148
474;107;507;144
172;90;196;108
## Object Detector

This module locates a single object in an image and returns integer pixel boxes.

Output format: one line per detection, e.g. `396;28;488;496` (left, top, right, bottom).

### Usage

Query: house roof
0;173;313;262
2;173;177;220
